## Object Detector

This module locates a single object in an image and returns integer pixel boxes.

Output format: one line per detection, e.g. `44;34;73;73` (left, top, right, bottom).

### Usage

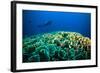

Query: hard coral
23;31;91;62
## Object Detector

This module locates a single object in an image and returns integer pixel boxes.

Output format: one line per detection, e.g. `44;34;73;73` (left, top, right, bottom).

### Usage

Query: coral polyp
23;31;91;63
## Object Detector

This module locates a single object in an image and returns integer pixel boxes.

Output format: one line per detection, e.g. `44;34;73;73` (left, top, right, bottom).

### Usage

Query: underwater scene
22;10;91;63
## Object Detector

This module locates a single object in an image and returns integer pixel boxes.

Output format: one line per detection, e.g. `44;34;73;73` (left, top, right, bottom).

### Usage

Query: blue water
23;10;91;38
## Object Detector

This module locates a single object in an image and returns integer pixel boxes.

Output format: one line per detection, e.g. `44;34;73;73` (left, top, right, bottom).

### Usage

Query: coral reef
23;31;91;63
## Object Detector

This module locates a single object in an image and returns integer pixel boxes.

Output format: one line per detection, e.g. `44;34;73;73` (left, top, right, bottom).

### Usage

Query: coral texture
23;31;91;62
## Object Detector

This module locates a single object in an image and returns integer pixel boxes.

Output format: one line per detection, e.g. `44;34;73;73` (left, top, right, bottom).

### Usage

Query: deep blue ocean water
23;10;91;38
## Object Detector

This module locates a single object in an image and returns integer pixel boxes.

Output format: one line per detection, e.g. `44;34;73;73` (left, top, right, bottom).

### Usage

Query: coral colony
23;31;91;63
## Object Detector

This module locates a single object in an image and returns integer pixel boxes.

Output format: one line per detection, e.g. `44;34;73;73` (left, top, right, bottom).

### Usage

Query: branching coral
23;31;91;63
